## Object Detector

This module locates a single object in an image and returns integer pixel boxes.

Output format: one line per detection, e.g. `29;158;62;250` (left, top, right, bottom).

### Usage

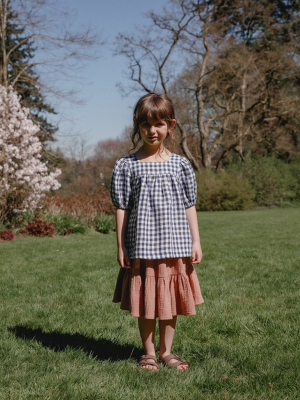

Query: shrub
0;221;8;231
20;210;36;224
225;156;300;206
45;214;87;236
288;159;300;201
23;218;55;237
42;187;114;226
9;210;36;228
94;213;115;234
0;229;14;241
196;170;255;211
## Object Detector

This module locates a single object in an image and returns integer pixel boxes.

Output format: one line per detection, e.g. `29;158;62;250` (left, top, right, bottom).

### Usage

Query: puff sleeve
179;157;197;208
110;158;132;209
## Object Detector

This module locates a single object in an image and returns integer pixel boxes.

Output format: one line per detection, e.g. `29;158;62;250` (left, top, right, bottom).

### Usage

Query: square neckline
133;152;173;163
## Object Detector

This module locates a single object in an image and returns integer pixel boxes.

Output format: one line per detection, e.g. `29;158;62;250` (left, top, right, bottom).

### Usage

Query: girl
110;93;204;371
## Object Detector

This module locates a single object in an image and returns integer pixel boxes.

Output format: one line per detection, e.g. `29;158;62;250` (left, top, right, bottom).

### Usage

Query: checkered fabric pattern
110;153;197;259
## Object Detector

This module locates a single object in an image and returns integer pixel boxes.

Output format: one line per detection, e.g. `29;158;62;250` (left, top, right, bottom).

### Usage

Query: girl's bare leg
159;316;188;370
138;317;157;370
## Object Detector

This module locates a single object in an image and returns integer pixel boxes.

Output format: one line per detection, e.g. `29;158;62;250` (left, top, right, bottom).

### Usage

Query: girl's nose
149;125;156;133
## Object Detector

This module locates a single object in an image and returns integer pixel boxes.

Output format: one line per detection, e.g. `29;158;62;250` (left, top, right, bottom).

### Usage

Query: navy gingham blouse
110;153;197;260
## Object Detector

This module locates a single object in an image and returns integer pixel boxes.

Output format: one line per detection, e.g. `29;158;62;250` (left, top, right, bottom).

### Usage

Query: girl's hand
117;245;131;269
191;242;202;264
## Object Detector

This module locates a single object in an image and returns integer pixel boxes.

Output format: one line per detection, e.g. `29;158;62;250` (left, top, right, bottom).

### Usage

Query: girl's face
139;117;175;147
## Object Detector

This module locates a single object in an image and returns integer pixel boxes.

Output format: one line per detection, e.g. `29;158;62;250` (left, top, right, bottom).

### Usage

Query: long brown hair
130;93;176;152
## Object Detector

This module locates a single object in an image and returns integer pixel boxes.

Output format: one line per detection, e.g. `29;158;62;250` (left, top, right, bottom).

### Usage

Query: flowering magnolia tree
0;85;61;223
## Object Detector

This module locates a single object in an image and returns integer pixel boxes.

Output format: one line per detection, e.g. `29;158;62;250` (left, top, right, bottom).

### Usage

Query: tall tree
115;0;300;168
211;0;300;161
1;6;57;142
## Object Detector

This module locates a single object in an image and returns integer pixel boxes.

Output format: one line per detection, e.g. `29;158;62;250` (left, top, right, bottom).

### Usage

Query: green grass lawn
0;208;299;400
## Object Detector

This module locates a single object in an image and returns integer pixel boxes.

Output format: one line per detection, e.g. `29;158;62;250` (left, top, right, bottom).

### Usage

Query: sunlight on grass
0;209;299;399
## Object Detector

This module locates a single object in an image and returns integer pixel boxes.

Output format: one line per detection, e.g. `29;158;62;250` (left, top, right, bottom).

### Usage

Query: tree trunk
176;120;200;171
236;72;247;161
195;23;211;169
0;0;8;87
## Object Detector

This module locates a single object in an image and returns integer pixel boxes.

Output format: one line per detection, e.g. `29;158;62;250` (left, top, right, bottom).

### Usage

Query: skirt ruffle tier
113;257;204;320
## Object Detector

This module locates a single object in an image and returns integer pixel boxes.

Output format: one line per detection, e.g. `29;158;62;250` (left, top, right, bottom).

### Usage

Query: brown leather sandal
161;354;189;369
138;355;159;370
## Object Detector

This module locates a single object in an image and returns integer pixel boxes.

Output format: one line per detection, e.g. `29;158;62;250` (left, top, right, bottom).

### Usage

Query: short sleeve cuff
110;158;132;209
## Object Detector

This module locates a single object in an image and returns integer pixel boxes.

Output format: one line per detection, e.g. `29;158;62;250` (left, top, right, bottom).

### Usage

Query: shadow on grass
8;325;143;361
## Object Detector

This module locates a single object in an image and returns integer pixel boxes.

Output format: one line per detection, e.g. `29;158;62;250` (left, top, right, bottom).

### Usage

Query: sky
47;0;169;153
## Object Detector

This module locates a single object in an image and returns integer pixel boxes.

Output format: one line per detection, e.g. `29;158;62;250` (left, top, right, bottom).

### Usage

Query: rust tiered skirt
113;257;204;320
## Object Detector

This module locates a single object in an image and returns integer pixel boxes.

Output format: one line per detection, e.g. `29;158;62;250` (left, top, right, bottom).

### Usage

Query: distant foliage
0;221;8;231
0;229;14;241
43;187;114;226
196;170;255;211
288;160;300;201
45;214;87;236
23;218;55;237
225;157;300;206
94;213;115;234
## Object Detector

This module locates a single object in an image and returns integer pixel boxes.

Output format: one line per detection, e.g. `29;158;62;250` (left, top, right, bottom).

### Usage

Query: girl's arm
185;205;202;264
116;208;131;269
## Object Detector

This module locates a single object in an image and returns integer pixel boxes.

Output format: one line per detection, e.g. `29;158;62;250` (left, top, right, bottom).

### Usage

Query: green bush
94;213;115;234
21;210;35;223
18;210;36;226
45;214;87;236
0;211;32;229
225;156;300;206
196;170;255;211
0;221;8;231
288;159;300;201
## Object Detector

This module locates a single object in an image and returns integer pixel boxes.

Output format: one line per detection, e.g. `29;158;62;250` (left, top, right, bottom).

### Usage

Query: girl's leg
138;317;157;370
159;316;188;370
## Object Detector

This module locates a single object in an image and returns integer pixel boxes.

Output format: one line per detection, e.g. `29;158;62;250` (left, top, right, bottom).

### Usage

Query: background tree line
115;0;300;169
56;0;300;210
1;0;300;222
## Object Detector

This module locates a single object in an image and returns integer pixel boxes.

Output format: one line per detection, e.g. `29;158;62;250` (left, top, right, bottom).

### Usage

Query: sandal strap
163;354;189;366
139;354;158;367
140;355;157;362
